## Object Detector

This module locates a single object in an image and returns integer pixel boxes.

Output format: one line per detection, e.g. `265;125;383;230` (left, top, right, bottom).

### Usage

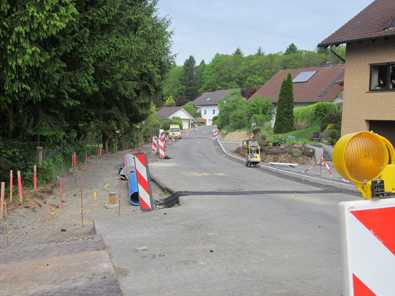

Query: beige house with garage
319;0;395;145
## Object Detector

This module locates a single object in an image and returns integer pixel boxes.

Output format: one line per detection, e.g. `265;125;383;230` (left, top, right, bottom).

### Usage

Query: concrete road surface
96;126;358;296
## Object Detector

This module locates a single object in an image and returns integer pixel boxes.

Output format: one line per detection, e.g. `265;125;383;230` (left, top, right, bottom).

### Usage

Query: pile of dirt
234;144;315;165
223;130;251;141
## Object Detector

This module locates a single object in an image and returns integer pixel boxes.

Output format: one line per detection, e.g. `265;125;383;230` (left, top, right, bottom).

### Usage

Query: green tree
180;56;198;101
285;43;298;55
183;102;200;118
274;74;294;133
256;47;264;56
0;0;171;146
233;48;243;56
217;90;248;130
164;96;176;106
195;60;206;93
247;96;273;126
163;66;184;98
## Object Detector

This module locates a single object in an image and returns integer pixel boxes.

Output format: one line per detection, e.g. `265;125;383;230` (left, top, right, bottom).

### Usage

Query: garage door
369;121;395;146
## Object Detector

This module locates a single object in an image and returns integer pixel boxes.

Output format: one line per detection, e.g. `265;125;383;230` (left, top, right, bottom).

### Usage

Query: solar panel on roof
293;71;317;83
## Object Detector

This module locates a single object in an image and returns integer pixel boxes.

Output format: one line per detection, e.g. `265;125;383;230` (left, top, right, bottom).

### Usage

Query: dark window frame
369;62;395;92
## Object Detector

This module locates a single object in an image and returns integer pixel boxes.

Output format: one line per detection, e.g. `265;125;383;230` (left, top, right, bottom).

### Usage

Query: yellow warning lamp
333;131;395;199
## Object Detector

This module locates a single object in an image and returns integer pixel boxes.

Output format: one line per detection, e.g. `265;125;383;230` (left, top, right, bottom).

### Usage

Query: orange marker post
17;170;23;206
9;170;13;203
0;182;4;219
33;165;38;193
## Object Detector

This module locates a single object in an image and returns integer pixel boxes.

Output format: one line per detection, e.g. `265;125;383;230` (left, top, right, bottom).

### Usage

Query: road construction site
1;126;360;296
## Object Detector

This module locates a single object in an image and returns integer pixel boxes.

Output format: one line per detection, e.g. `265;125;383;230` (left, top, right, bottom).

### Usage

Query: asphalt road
97;126;359;296
151;127;325;193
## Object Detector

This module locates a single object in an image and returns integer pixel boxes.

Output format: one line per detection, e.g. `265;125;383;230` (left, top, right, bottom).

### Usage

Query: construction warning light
333;131;395;199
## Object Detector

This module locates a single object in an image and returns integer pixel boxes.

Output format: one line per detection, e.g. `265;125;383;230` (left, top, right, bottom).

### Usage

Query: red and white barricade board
212;128;219;140
159;133;166;159
152;136;158;154
133;152;155;211
340;198;395;296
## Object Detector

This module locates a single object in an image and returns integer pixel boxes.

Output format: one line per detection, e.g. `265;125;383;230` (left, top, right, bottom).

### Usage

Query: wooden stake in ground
0;182;4;219
9;170;13;203
17;171;23;206
4;200;8;247
58;177;64;208
47;200;51;223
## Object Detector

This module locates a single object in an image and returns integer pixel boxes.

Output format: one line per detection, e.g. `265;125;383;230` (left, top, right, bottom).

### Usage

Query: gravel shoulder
0;147;166;296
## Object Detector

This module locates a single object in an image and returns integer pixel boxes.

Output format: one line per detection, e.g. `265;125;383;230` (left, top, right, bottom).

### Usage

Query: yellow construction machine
243;140;261;167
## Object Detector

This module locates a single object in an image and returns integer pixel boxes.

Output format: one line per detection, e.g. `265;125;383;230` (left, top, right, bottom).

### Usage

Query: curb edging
215;137;359;196
150;173;181;208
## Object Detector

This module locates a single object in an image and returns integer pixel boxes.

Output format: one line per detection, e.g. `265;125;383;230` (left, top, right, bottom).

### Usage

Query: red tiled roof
252;64;344;104
319;0;395;47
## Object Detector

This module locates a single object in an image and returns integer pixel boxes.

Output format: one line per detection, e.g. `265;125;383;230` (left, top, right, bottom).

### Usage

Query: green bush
294;104;316;128
183;102;200;118
217;90;273;131
247;96;273;126
322;126;340;145
160;119;171;130
170;117;183;130
294;102;342;132
217;89;247;130
230;109;248;130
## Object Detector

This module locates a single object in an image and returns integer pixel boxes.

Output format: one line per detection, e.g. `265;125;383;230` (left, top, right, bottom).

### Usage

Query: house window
370;63;395;91
212;109;216;115
204;109;207;115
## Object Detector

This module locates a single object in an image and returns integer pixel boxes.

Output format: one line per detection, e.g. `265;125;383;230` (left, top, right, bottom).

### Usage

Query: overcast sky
157;0;373;65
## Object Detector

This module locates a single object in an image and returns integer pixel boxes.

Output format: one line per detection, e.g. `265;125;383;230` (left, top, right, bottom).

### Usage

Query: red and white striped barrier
159;133;166;159
340;198;395;296
212;128;219;140
152;136;158;154
320;155;333;176
133;152;155;211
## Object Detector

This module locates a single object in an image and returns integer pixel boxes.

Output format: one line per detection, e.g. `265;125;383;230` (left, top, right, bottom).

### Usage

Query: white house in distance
156;106;194;129
193;90;230;126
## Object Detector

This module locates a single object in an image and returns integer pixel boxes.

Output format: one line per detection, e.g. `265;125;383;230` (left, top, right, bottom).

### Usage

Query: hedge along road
97;126;359;296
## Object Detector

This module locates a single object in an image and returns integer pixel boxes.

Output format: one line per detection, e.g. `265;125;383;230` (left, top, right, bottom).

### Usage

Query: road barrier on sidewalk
340;198;395;296
134;152;155;211
152;136;158;154
212;128;219;140
159;133;166;159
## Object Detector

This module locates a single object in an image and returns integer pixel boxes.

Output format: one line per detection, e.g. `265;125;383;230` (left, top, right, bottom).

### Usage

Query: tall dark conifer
274;74;294;133
180;56;198;101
